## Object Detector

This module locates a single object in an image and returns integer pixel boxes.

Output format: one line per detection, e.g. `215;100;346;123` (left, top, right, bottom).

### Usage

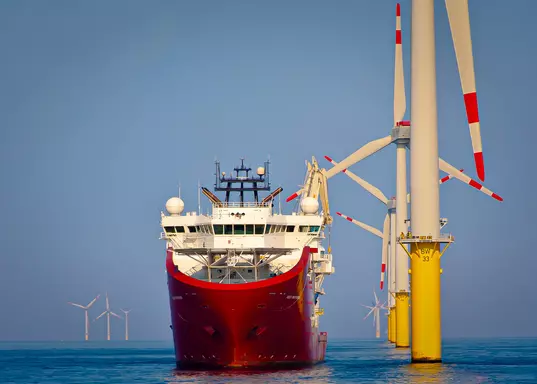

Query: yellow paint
387;311;392;341
388;311;392;342
395;292;410;348
389;306;396;343
410;242;442;362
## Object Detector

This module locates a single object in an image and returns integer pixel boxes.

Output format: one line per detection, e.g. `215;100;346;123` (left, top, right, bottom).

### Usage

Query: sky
0;0;535;341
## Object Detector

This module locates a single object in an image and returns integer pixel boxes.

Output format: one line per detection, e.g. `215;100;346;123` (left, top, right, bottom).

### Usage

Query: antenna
197;180;201;215
278;190;282;214
178;183;181;198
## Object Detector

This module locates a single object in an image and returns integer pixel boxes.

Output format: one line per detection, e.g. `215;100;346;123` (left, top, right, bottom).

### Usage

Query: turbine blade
394;3;406;124
110;312;122;319
95;311;106;321
438;158;502;201
68;302;86;309
285;189;302;202
374;291;379;305
363;306;375;320
439;169;463;184
380;213;390;290
325;156;389;204
86;294;100;309
445;0;485;181
336;212;382;238
324;136;393;179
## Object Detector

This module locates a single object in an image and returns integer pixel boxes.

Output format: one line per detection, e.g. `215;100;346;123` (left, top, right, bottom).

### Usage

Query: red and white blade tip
324;155;347;173
468;178;503;202
445;0;485;181
286;192;299;202
439;169;463;184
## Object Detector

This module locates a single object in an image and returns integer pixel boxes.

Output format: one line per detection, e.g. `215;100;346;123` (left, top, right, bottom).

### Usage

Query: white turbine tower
68;294;100;341
362;291;387;339
120;309;132;341
94;293;122;341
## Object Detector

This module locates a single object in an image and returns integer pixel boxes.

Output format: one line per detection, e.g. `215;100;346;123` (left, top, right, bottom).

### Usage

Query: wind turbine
94;293;122;341
68;294;100;341
316;2;502;350
362;291;387;339
328;155;458;344
120;309;132;341
403;0;500;362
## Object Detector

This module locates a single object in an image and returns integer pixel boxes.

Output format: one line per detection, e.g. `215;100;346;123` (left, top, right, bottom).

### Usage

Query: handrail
212;201;272;208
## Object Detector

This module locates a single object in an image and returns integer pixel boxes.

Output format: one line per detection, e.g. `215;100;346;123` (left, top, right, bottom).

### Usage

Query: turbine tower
120;309;132;341
94;293;122;341
362;291;387;339
68;294;100;341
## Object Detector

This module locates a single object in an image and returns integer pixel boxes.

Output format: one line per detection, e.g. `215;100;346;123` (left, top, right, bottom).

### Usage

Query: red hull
166;246;327;368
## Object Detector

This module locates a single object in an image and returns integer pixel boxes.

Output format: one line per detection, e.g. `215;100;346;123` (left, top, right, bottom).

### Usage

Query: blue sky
0;0;534;341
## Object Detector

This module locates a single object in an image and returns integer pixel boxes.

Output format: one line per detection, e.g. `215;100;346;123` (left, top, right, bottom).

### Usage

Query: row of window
164;224;321;235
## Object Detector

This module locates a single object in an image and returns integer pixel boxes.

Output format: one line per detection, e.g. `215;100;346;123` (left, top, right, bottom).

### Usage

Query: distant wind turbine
94;293;121;340
120;308;132;341
362;291;387;339
68;294;100;341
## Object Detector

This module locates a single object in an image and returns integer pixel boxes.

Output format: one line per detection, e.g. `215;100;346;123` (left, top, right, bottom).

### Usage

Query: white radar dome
166;197;184;215
300;197;319;214
257;167;265;176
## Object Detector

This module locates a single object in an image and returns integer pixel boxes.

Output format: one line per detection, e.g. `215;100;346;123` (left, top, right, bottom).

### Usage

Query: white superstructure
160;159;334;323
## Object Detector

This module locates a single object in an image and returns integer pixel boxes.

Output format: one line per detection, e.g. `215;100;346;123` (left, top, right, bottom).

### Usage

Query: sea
1;338;536;383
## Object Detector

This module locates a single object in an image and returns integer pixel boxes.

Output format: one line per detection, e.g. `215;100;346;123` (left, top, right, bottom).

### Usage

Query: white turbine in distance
94;293;122;341
68;294;100;341
362;291;387;339
120;308;132;341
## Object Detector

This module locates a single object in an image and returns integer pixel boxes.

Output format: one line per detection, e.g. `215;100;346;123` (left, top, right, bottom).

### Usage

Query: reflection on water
402;363;452;383
168;364;334;383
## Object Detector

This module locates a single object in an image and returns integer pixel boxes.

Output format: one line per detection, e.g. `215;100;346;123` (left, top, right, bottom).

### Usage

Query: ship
160;158;334;368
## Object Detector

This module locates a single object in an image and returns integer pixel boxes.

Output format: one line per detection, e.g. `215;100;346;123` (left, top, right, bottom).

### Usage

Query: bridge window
175;226;185;233
206;225;214;234
234;224;245;235
265;224;272;234
164;226;175;234
299;225;309;233
246;225;254;235
213;225;223;235
255;224;265;234
270;225;277;234
188;226;197;233
309;226;320;233
224;225;233;235
286;225;295;232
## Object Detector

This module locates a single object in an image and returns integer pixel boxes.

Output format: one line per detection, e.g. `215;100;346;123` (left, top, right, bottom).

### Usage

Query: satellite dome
257;167;265;176
300;197;319;214
166;197;184;215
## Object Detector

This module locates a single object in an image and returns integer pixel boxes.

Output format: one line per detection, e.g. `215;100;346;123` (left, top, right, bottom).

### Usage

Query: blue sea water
1;339;536;383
